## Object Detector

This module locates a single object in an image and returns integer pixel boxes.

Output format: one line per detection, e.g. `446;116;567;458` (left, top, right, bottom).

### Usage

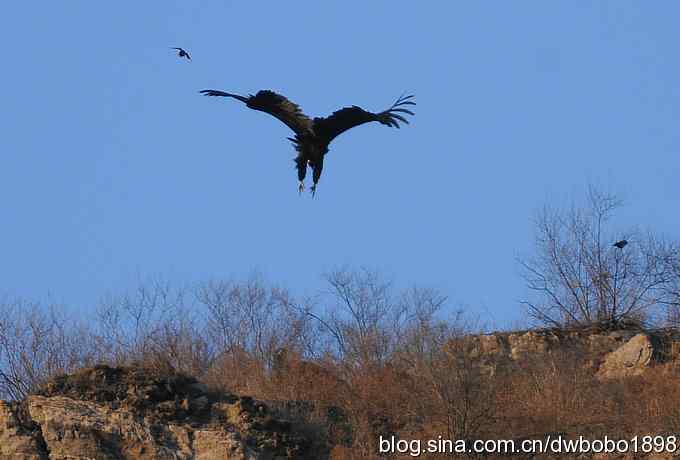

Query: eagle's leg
295;156;307;195
310;159;324;197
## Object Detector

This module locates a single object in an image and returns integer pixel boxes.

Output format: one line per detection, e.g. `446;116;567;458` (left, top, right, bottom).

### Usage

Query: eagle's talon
310;185;317;197
298;182;305;195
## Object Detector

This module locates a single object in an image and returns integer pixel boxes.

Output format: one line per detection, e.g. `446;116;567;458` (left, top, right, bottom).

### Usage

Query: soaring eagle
199;89;415;196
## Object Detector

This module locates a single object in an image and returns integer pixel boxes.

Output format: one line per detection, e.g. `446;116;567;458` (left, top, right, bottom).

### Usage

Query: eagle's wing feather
200;89;313;136
313;94;415;144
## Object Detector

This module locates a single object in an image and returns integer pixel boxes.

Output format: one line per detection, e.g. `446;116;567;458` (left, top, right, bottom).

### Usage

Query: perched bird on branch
613;240;628;249
199;89;415;196
171;47;191;61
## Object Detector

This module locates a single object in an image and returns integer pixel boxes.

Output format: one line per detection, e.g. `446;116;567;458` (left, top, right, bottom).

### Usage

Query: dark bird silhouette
613;240;628;249
199;89;415;196
171;47;191;61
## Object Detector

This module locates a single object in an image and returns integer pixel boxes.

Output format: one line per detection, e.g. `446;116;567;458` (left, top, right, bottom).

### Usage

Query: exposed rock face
0;401;46;460
507;330;558;359
0;365;326;459
464;326;679;378
597;333;656;379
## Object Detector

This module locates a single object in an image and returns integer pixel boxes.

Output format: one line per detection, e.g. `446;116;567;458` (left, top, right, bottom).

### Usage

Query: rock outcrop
596;332;656;379
0;365;326;459
0;400;46;460
463;325;679;378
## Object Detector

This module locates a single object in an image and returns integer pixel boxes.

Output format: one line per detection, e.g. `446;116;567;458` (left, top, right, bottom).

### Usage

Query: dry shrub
270;349;349;403
202;348;268;396
501;347;596;435
624;365;680;434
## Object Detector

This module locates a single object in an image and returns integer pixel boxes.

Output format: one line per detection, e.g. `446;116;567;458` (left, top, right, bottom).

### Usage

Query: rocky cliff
0;365;326;459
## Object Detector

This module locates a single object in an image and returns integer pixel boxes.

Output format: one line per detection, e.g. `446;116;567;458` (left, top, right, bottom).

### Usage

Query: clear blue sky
1;2;679;327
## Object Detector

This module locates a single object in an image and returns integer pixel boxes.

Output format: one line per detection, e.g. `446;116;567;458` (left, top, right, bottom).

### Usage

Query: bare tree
197;275;315;369
396;313;496;448
657;242;680;325
315;268;446;367
0;299;95;399
519;187;675;328
93;281;188;365
143;307;214;376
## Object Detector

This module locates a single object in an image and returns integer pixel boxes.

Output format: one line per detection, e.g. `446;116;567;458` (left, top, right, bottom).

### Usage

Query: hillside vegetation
1;190;679;458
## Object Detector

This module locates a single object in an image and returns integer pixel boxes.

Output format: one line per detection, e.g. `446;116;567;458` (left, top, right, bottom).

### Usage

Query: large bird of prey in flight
199;89;415;196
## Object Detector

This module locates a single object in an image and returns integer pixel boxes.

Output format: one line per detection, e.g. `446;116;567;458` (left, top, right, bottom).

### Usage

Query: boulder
597;333;655;379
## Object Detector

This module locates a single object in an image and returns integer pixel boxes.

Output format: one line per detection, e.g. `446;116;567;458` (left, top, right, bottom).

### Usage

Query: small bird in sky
171;47;191;61
613;240;628;249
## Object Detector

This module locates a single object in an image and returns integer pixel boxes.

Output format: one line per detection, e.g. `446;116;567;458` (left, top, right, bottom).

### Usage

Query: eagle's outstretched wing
200;89;313;136
313;94;415;145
